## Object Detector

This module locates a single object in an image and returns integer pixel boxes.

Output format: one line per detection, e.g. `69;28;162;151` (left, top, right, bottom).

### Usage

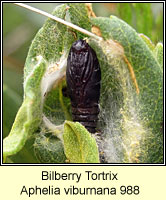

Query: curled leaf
3;3;163;164
3;4;74;159
3;57;47;157
90;15;163;163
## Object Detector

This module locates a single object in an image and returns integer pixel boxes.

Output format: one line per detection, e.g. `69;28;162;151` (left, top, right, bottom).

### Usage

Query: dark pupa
66;39;101;133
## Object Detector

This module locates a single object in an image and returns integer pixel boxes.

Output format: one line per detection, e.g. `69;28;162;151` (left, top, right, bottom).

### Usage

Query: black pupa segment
66;39;101;133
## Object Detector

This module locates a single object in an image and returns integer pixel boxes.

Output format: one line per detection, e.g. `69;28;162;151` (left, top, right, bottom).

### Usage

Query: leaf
24;4;73;79
43;82;71;126
3;85;39;163
3;4;74;159
63;121;99;163
3;4;98;163
4;3;163;164
153;42;163;70
139;33;155;51
90;15;163;163
3;57;47;157
67;3;91;38
34;133;66;163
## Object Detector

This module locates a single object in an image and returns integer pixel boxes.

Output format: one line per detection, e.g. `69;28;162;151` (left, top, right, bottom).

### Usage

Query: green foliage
91;15;163;163
153;42;163;69
3;3;163;163
63;121;99;163
34;133;66;163
66;3;91;38
3;58;47;158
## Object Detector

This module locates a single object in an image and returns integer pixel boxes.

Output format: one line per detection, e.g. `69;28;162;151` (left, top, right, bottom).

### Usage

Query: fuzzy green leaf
3;3;163;164
90;15;163;163
3;3;97;163
153;42;163;70
139;33;155;51
3;4;74;159
63;121;99;163
3;58;47;157
34;133;66;163
67;3;91;38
